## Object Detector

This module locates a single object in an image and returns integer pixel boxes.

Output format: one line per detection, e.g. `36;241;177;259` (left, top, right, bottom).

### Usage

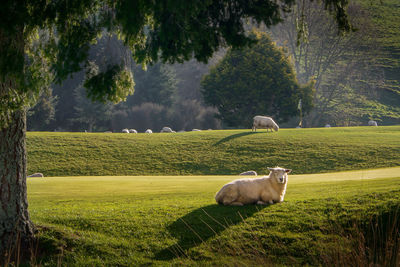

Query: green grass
28;167;400;266
27;126;400;176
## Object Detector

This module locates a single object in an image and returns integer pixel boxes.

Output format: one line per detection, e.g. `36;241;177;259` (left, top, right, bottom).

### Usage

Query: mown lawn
27;126;400;176
28;167;400;266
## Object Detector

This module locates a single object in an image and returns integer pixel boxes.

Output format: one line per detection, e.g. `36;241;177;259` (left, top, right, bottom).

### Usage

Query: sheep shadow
213;131;263;146
154;204;267;260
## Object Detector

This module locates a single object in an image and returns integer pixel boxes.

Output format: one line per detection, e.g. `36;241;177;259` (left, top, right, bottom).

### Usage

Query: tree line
27;1;400;132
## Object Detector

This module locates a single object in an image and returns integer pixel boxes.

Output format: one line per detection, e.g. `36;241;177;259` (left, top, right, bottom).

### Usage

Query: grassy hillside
27;126;400;176
26;168;400;266
359;0;400;104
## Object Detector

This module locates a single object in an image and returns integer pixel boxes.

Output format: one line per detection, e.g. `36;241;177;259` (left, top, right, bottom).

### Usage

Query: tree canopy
201;31;314;127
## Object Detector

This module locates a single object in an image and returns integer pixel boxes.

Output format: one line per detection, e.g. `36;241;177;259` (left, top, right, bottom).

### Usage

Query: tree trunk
0;109;35;262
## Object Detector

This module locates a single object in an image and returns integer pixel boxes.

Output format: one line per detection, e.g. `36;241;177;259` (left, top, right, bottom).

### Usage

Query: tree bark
0;109;35;262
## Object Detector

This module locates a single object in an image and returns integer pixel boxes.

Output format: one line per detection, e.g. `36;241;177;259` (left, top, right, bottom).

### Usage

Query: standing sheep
252;116;279;132
161;127;173;133
368;120;378;126
215;167;291;206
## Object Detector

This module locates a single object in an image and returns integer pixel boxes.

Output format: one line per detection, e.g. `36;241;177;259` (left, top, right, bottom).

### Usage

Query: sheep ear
285;169;292;173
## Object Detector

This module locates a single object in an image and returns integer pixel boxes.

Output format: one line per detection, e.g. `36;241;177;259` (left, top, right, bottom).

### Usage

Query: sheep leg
256;200;268;205
268;200;274;204
230;202;244;206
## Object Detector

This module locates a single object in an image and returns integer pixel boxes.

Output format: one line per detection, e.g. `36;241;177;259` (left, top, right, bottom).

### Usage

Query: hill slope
27;126;400;176
28;168;400;266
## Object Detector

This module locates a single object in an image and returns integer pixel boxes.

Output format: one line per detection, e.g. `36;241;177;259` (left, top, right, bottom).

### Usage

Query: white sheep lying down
252;116;279;132
215;167;291;206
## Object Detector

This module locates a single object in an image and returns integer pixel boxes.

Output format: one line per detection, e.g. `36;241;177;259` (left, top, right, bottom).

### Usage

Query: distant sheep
252;116;279;132
368;120;378;126
192;129;201;131
129;129;138;133
27;173;44;178
122;128;129;133
145;129;153;134
161;127;173;133
325;124;331;128
239;171;257;176
215;167;291;206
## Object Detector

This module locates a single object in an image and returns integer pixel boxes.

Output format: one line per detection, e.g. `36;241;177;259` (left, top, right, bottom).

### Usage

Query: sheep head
268;167;291;184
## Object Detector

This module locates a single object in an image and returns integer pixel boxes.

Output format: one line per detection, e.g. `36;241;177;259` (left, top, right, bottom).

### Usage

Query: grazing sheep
325;124;331;128
215;167;291;206
129;129;138;133
27;173;44;178
239;171;258;176
122;128;129;133
145;129;153;134
192;129;201;131
368;120;378;126
252;116;279;132
161;127;173;133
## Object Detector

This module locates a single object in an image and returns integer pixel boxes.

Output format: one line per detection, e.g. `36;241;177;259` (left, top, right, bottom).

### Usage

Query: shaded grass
27;126;400;176
27;168;400;265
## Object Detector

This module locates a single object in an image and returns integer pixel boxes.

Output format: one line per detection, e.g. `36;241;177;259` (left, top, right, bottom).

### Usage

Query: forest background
27;0;400;132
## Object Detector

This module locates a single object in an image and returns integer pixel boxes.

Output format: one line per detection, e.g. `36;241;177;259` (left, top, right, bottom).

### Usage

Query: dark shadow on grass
213;131;263;146
154;204;267;260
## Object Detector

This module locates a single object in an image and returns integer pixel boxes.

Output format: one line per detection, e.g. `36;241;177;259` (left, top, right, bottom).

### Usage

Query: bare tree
267;1;381;126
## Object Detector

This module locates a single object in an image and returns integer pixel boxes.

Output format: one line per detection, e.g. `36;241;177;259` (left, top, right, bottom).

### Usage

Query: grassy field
28;167;400;266
27;126;400;176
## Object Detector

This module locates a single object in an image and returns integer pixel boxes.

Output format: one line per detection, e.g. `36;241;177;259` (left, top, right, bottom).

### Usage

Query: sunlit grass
28;167;400;265
26;126;400;176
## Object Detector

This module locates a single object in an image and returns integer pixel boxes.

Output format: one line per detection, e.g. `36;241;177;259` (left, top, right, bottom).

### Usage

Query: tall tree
0;0;351;261
71;85;113;132
125;63;177;107
27;88;58;131
201;31;314;128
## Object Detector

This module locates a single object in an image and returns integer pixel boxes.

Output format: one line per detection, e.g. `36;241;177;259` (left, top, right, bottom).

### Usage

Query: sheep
161;127;173;133
252;116;279;132
192;129;202;131
215;167;291;206
325;124;331;128
122;128;129;133
129;129;138;133
368;120;378;126
239;171;258;176
145;129;153;134
27;173;44;178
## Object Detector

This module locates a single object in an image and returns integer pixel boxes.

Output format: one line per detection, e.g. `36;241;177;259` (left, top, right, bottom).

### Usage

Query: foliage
28;36;220;132
124;63;177;107
201;31;314;127
26;126;400;176
25;169;400;265
70;86;113;132
27;88;58;131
